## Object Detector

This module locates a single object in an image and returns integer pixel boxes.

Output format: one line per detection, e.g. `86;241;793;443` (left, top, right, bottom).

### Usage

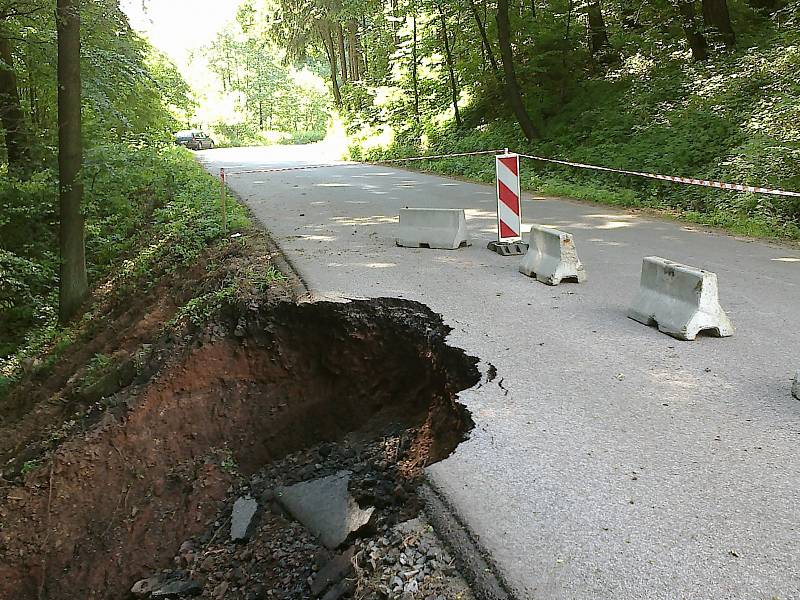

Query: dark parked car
174;130;215;150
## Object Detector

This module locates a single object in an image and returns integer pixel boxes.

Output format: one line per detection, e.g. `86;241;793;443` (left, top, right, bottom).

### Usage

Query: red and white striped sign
495;153;522;241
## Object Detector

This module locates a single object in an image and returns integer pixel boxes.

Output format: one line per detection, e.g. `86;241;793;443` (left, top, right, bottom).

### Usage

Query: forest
0;0;231;362
201;13;331;146
257;0;799;236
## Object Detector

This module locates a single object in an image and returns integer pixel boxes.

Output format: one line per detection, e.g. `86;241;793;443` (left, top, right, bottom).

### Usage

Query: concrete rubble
276;471;374;550
231;495;259;542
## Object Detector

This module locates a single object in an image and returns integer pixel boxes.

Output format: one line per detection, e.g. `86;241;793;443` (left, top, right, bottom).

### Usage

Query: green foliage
220;449;238;474
171;281;239;328
169;259;286;328
0;144;249;366
20;459;40;475
0;1;239;405
343;3;800;239
80;353;113;387
212;123;327;147
2;0;190;155
202;18;331;142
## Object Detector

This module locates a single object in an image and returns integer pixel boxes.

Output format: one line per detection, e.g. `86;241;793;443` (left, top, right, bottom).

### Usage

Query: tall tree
411;14;419;116
466;0;500;74
437;4;462;127
587;0;610;55
337;22;348;84
57;0;88;322
0;32;31;178
347;19;361;80
702;0;735;48
677;0;709;61
319;22;342;106
496;0;539;139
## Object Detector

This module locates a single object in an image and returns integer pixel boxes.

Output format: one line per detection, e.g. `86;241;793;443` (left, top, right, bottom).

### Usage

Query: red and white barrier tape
225;162;352;176
377;149;506;163
223;149;506;176
221;148;800;198
517;152;800;198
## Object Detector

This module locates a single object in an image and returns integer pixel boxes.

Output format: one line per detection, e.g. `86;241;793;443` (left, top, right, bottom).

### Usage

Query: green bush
212;122;327;148
0;142;249;362
346;20;800;239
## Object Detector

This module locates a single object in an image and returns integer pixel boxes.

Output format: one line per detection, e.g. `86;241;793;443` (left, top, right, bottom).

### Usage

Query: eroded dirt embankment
0;298;479;599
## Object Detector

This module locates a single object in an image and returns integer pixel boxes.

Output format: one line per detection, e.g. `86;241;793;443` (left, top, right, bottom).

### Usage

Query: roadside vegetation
257;0;800;239
0;2;248;373
0;146;252;394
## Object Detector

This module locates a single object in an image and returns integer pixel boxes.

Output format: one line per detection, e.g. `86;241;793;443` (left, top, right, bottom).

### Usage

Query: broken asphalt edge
419;480;518;600
230;178;517;600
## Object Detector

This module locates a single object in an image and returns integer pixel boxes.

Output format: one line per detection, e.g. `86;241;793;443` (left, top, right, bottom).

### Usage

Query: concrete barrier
396;208;470;250
519;225;586;285
793;371;799;400
628;257;734;341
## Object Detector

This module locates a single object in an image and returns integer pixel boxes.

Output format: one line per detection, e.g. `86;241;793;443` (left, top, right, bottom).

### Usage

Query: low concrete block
519;224;586;285
793;371;799;400
628;256;734;341
396;208;470;250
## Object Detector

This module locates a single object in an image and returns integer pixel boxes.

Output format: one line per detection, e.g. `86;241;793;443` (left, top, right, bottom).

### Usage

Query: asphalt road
200;145;800;600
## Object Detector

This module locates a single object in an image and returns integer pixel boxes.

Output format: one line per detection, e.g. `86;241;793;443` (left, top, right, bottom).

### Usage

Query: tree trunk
27;51;40;129
347;20;361;81
496;0;539;139
412;15;419;117
467;0;500;74
390;0;399;45
587;1;610;55
702;0;735;48
361;15;369;77
0;35;31;179
319;24;342;106
678;0;709;60
57;0;88;323
438;5;462;127
337;23;348;84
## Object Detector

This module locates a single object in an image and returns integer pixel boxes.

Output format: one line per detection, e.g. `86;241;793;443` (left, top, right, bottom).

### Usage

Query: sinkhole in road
1;298;481;599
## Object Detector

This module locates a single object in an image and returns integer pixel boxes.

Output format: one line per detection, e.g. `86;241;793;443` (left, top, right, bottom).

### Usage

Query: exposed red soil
0;299;479;599
0;233;285;475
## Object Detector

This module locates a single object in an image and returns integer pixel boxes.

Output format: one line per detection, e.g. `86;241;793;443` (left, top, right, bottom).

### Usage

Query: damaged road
0;292;482;599
201;146;800;600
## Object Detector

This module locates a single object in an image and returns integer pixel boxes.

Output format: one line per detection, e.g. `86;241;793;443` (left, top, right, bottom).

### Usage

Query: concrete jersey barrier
519;224;586;285
396;208;471;250
628;256;734;341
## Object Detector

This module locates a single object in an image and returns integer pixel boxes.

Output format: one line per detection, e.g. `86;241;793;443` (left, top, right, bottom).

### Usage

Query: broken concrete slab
793;371;799;400
150;579;202;598
276;471;374;549
310;547;355;596
131;576;162;596
230;496;259;542
131;571;201;598
320;578;355;600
